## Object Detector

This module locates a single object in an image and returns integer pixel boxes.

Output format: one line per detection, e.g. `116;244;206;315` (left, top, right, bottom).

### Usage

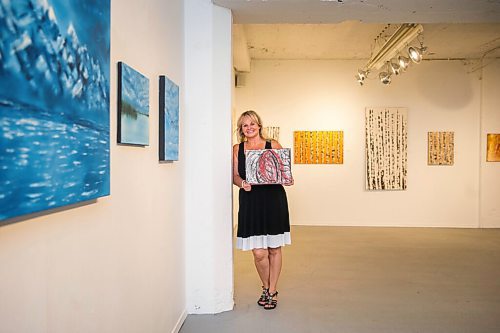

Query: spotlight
389;61;401;75
408;46;422;63
398;55;410;70
379;71;391;85
355;69;368;86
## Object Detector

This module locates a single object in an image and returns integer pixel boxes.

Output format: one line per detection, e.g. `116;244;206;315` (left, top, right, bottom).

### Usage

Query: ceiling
240;23;500;60
213;0;500;24
213;0;500;69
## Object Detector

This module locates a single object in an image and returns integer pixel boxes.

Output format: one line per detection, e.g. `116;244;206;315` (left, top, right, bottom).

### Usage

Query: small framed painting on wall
486;133;500;162
118;62;149;146
159;75;180;161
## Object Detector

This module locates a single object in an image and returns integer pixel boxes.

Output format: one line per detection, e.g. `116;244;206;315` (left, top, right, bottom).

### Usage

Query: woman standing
232;110;293;310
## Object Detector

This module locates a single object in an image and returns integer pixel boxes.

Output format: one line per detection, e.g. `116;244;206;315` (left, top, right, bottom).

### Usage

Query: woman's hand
285;178;294;186
241;180;252;192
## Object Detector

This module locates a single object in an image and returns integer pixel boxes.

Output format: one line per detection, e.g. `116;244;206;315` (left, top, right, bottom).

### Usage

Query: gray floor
180;226;500;333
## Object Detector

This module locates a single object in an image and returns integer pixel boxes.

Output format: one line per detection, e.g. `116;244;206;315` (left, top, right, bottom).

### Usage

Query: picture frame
118;62;149;146
245;149;293;185
159;75;180;161
0;0;110;221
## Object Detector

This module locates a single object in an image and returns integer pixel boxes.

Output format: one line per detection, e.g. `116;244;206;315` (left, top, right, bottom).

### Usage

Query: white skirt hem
236;232;291;251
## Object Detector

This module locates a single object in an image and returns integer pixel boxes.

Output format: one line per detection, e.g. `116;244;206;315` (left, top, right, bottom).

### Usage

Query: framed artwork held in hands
245;149;293;185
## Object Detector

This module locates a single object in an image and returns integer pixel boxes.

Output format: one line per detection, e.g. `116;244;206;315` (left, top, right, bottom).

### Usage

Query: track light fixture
355;69;369;86
356;23;426;86
408;46;422;63
389;61;401;75
379;62;392;85
398;55;410;71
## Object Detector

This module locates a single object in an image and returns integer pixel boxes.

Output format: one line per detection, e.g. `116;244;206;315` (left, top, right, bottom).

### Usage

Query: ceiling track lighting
356;23;427;86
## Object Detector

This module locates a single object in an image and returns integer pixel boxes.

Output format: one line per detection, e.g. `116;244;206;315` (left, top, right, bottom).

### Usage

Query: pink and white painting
245;149;293;185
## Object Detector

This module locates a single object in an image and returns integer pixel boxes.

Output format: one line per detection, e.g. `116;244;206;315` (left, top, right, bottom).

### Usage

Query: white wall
184;0;234;314
234;59;497;227
0;1;187;332
480;58;500;227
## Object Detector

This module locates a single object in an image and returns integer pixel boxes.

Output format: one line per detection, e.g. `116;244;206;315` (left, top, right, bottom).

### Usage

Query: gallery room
1;0;499;333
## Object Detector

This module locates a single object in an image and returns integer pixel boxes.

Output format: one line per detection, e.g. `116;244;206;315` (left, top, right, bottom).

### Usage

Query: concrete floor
180;226;500;333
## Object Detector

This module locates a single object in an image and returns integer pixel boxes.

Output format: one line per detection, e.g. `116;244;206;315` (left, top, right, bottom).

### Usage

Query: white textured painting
245;149;293;185
263;126;280;141
365;107;408;190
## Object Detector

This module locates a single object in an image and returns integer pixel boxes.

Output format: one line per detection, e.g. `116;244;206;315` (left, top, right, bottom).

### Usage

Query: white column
184;0;234;314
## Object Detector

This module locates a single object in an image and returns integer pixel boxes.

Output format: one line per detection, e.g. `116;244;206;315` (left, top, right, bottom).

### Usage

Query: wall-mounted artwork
245;149;293;185
0;0;110;221
159;76;179;161
486;133;500;162
294;131;343;164
118;62;149;145
428;132;454;165
365;107;407;190
263;126;280;141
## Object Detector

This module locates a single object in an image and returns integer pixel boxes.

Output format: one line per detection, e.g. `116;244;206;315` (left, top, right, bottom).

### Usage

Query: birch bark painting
428;132;454;165
365;108;407;190
263;126;280;141
486;133;500;162
294;131;343;164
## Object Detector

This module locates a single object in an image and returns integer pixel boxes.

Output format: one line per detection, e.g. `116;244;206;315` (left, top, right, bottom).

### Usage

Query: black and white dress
236;141;291;251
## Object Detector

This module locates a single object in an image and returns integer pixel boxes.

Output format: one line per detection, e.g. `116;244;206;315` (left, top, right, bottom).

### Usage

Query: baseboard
171;309;188;333
291;222;480;228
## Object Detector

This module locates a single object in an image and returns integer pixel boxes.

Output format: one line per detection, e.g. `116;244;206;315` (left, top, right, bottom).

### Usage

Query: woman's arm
233;144;251;191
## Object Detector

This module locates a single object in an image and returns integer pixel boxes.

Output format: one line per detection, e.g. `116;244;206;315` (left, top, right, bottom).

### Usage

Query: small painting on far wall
263;126;280;141
245;149;293;185
159;75;180;161
428;132;454;165
118;62;149;145
486;133;500;162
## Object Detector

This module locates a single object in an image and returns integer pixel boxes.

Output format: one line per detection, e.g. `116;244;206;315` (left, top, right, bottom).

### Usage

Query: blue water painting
0;0;110;221
118;62;149;146
159;76;179;161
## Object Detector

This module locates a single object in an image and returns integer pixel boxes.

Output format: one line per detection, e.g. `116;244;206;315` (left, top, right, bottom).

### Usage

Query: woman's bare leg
252;248;270;288
268;247;282;293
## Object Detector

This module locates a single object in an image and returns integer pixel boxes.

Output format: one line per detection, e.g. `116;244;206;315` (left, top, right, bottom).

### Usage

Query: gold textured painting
486;133;500;162
365;107;407;190
294;131;343;164
263;126;280;141
428;132;454;165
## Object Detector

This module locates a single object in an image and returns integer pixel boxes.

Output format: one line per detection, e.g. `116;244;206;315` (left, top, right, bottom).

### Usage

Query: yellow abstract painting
294;131;343;164
428;132;454;165
487;133;500;162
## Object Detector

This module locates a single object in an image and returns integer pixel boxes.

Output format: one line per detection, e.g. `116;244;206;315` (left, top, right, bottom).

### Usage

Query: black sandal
264;291;278;310
257;286;269;306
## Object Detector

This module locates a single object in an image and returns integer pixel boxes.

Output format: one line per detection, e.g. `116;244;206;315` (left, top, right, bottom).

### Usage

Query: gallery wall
480;59;500;227
0;0;187;332
235;58;499;227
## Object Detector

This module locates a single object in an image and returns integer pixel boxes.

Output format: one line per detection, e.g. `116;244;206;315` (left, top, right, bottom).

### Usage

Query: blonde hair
236;110;265;142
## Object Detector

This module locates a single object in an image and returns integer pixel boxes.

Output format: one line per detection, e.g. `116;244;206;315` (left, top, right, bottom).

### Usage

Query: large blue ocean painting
159;75;179;161
0;0;110;221
118;62;149;146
